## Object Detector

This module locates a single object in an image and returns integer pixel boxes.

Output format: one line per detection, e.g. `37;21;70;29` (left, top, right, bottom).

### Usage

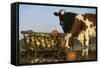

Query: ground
19;37;96;64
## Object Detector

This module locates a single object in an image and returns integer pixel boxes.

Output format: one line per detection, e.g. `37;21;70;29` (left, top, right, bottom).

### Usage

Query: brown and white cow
54;9;96;57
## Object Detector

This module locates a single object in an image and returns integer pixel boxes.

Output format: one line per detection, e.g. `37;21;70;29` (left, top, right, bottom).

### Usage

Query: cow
54;9;96;57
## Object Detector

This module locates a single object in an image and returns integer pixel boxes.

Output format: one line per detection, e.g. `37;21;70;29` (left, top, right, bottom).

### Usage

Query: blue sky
19;4;96;39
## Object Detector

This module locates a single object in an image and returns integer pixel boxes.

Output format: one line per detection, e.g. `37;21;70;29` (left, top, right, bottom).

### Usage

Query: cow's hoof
85;54;89;58
82;53;85;56
66;46;70;49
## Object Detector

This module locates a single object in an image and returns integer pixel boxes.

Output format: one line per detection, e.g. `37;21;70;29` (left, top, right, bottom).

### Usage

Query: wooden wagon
20;30;67;63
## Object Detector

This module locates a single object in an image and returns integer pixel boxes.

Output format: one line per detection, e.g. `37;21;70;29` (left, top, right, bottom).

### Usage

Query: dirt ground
69;50;96;61
19;38;97;64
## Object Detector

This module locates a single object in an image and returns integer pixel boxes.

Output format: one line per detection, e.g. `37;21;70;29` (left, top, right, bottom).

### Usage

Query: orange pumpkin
66;52;76;61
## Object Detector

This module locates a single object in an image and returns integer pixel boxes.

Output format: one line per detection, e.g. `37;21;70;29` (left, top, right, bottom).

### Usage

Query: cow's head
54;9;68;32
54;9;66;16
54;9;77;33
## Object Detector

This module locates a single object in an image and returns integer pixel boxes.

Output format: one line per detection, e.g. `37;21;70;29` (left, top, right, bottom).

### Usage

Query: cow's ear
54;12;59;16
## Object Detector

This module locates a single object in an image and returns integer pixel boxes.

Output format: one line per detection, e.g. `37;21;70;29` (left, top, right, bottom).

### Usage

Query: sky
19;4;96;40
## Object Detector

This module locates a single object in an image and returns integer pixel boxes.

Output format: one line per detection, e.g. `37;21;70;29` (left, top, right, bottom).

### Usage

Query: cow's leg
69;36;74;49
78;31;85;56
84;30;89;57
65;33;72;48
81;40;85;56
